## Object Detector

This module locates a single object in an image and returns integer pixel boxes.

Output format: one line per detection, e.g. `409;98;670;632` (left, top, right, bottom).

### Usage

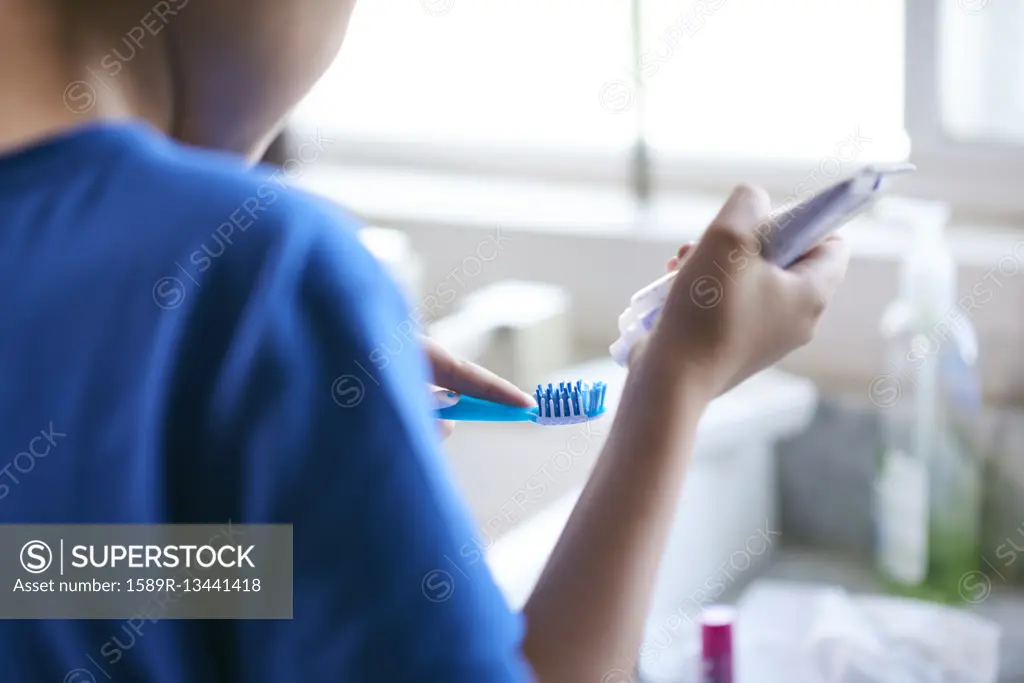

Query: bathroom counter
707;548;1024;683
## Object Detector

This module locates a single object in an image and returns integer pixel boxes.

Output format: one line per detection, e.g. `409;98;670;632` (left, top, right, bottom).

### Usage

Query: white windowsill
297;163;1023;255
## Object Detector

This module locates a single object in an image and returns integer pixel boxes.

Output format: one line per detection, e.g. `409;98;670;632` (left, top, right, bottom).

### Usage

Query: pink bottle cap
700;605;736;660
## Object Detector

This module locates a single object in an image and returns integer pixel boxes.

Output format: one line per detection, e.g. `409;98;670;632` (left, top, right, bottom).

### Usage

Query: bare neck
0;3;173;154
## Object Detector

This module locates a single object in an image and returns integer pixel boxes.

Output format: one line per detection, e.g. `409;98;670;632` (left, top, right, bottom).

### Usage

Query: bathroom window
904;0;1024;217
293;0;1024;217
294;0;635;155
936;0;1024;146
640;0;906;162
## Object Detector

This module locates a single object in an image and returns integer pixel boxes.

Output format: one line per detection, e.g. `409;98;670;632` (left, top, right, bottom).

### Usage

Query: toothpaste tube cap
609;337;631;368
610;321;648;367
618;308;638;335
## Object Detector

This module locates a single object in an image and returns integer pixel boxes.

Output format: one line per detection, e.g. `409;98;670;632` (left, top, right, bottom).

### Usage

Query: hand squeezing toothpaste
611;164;914;368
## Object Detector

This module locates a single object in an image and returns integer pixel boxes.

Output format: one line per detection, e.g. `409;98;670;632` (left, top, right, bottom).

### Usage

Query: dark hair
260;127;295;169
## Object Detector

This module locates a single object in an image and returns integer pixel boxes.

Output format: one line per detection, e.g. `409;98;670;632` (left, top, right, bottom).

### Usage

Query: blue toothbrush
434;381;607;425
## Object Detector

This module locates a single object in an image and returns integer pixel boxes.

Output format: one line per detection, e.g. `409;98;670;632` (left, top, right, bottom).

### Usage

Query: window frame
902;0;1024;219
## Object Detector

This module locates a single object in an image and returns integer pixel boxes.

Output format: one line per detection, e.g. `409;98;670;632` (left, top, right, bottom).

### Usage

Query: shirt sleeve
214;213;535;683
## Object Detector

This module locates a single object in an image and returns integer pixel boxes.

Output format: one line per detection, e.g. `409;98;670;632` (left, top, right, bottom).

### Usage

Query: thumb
438;419;456;440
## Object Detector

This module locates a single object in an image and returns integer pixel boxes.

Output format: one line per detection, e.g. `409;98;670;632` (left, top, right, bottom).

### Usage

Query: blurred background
271;1;1024;680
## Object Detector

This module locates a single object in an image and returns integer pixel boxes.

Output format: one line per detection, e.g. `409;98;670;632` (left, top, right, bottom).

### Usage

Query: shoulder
122;134;395;323
131;137;417;432
131;134;363;261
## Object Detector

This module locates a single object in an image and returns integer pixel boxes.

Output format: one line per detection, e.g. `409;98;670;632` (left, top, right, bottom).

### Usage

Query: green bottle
872;198;983;603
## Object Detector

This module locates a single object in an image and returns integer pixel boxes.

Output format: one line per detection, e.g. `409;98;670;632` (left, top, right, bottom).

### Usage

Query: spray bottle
873;197;983;602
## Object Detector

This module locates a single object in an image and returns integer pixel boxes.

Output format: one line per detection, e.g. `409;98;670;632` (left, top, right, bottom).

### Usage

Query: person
0;1;850;681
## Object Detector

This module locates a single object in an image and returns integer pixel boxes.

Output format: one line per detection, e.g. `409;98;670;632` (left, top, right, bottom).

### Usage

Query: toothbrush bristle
533;379;607;423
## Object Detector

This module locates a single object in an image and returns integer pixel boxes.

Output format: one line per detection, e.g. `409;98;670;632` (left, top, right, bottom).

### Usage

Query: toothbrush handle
436;395;537;422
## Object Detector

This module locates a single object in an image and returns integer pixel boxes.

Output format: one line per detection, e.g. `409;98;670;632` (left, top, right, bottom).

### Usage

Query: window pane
939;0;1024;146
294;1;635;152
642;0;908;161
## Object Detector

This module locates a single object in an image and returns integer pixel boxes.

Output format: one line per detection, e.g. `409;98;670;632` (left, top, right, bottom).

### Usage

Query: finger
438;420;456;440
785;235;851;310
439;359;536;407
702;185;771;253
423;337;534;407
666;242;695;272
677;241;695;260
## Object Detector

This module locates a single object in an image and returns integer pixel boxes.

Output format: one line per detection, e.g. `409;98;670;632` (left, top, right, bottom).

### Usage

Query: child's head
2;0;357;160
164;0;357;158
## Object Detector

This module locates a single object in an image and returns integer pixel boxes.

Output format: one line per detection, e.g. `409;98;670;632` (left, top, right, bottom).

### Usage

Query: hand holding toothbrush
420;335;535;439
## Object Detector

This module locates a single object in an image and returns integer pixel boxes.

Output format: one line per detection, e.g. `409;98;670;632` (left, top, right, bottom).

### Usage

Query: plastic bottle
873;197;983;603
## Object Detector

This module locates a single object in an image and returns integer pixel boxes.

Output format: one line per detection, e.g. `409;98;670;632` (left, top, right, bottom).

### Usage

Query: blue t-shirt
0;122;532;682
